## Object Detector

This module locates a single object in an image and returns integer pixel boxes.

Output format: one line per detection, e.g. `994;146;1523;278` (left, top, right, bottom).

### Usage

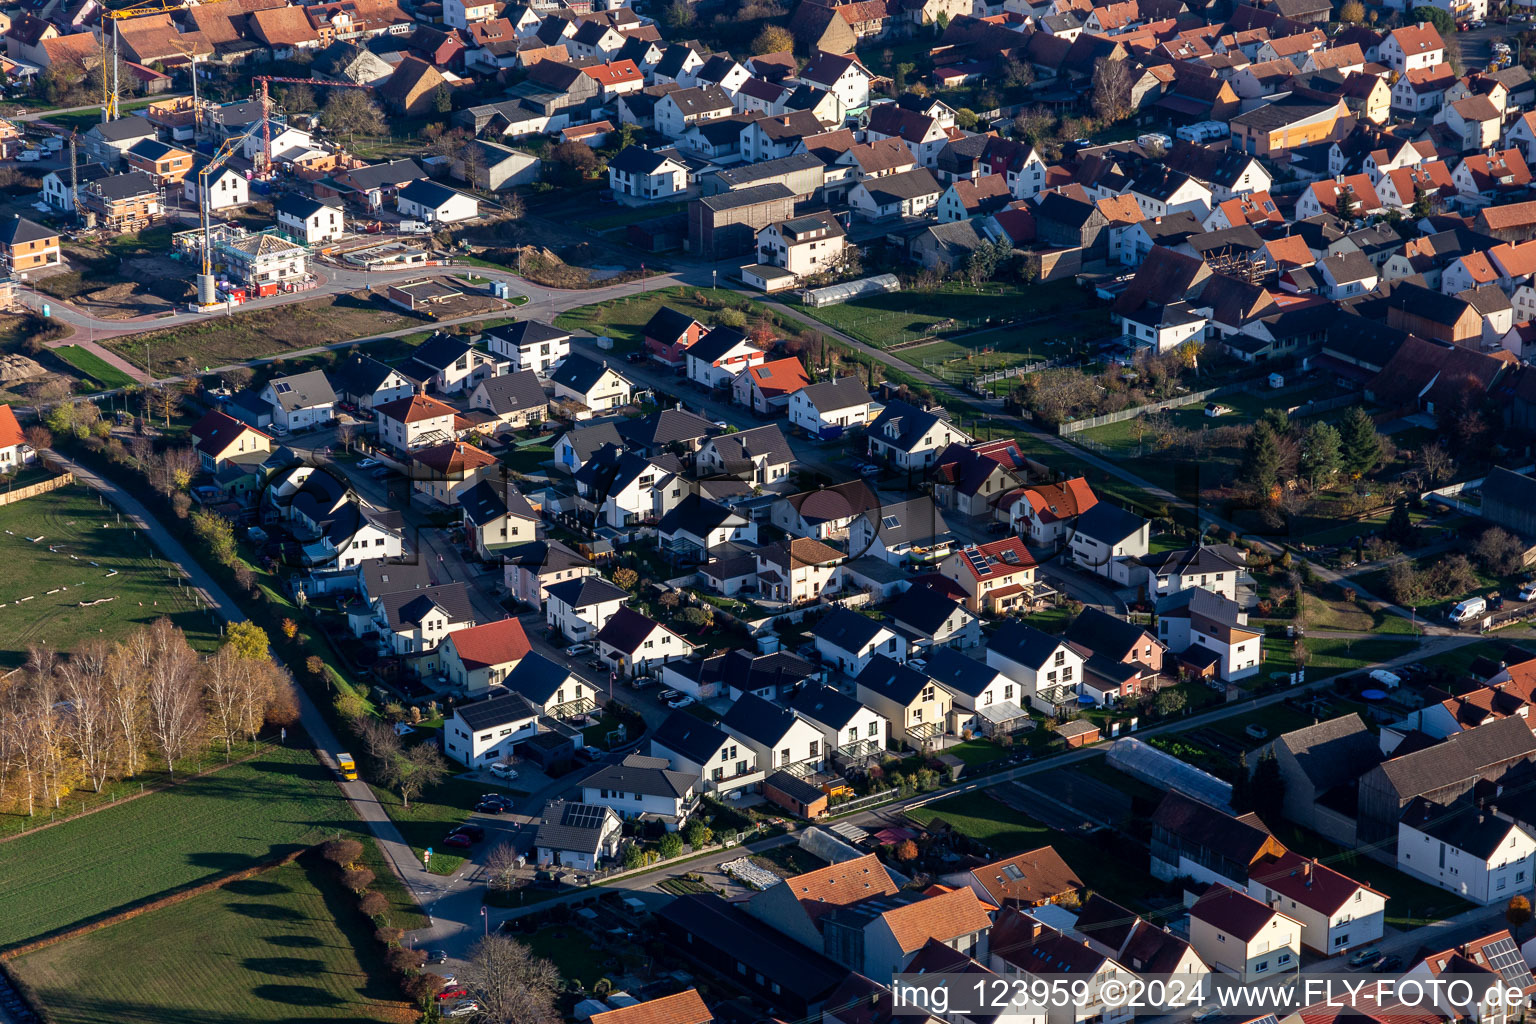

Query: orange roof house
439;617;532;692
590;990;714;1024
735;357;812;412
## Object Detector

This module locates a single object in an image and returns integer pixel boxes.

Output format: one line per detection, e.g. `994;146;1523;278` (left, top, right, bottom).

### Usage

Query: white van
1369;669;1402;689
1449;596;1487;624
16;149;41;162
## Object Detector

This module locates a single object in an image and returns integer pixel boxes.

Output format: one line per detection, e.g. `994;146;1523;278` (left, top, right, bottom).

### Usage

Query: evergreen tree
1339;406;1383;478
1411;185;1433;219
1300;422;1342;487
1251;751;1286;824
1232;751;1253;813
1385;501;1415;547
1242;421;1283;497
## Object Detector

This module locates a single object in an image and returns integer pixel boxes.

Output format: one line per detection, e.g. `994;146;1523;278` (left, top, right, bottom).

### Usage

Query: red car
443;831;475;848
436;988;470;1001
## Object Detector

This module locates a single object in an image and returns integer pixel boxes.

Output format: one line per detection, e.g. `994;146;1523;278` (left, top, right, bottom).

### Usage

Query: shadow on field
225;902;305;922
222;879;291;898
242;956;325;977
264;934;323;948
251;983;344;1007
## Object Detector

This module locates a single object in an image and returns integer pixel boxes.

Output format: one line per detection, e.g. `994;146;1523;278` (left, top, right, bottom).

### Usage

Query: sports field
0;746;354;948
12;856;413;1024
0;484;219;666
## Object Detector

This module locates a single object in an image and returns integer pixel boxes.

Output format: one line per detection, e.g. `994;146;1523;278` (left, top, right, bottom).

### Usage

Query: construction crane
193;121;264;305
100;0;190;122
251;76;374;176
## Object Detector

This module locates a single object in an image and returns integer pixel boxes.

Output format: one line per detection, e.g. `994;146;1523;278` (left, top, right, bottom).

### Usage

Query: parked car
630;675;657;689
667;695;695;708
448;1001;481;1017
1348;947;1381;967
444;831;475;848
1518;582;1536;602
358;457;380;468
856;463;882;476
658;688;683;702
427;950;449;964
453;824;486;842
476;794;513;814
436;988;470;1002
1371;955;1403;973
566;643;592;656
1192;1007;1222;1024
488;762;519;779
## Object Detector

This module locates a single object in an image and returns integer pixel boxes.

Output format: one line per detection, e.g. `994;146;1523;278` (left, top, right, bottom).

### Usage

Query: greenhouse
1106;737;1232;809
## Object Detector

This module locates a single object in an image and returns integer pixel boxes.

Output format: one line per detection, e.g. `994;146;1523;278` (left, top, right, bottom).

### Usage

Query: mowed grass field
0;485;218;666
553;286;810;353
795;280;1097;349
12;856;414;1024
51;346;139;389
0;746;354;949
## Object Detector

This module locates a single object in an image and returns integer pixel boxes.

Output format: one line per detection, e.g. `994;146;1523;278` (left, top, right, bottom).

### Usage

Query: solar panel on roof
1482;936;1533;991
881;515;900;529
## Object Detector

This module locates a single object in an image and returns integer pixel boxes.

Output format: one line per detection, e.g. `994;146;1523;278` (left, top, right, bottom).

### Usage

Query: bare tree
105;641;149;779
380;743;448;809
203;644;249;757
486;842;521;893
462;934;561;1024
143;619;206;772
1092;56;1133;124
1418;442;1454;485
59;641;116;793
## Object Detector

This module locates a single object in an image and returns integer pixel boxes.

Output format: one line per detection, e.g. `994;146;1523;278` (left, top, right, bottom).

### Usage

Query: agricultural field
11;855;413;1024
553;286;811;353
0;745;354;948
0;484;219;667
100;293;425;375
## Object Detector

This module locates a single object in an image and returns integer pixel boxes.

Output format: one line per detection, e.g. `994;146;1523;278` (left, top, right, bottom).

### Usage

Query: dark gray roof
504;650;577;704
610;144;682;176
856;653;931;705
381;582;474;630
483;320;570;350
1271;713;1380;791
535;800;618;855
715;152;823;189
1071;502;1147;546
579;752;698;799
652;710;731;764
786;683;864;730
456;690;539;730
502;539;592;574
476;369;549;415
398;178;469;209
550;353;624;395
989;621;1068;670
721;691;803;747
923;647;1000;698
407;332;476;373
594;606;669;654
545;574;629;609
863;495;949;547
704;424;793;469
699;182;795;212
92;170;159;201
1373;716;1536;798
798;377;870;412
90;115;155;142
617;408;714;449
330;353;404;400
557;422;624;463
360;558;433;598
689;325;750;364
868;399;950;453
643;305;700;343
1403;797;1521;858
1139;544;1241;578
657;493;744;538
459;479;535;528
887;585;965;636
655;894;844;1003
813;606;889;652
343;157;426;190
1063;606;1157;663
861;167;942;203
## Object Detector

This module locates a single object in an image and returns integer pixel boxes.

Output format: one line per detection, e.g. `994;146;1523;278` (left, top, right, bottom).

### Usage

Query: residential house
1187;884;1302;982
721;692;828;776
608;146;688;201
887;585;981;652
945;847;1084;909
442;690;540;768
191;409;271;472
787;684;889;766
1068;503;1151;582
929;438;1027;516
504;650;594;717
1247;850;1386;954
770;478;879;541
550;355;632;412
596;606;695;678
532;799;623;870
847;167;943;220
697;424;793;485
732;357;813;414
330;354;413;413
988;909;1135;1024
375;581;476;655
686;326;767;390
1158;588;1263;683
545;574;629;642
467;370;550;432
987;622;1085;716
867;399;973;471
1004;478;1099;547
856;654;953;750
261;370;335;432
820;887;993;980
925;647;1030;739
755;536;845;604
1138;544;1242;600
395;179;479;223
437;617;532;694
483;320;572;374
275;193;345;244
0;215;59;271
458;478;539;560
502;539;596;608
650;710;761;795
398;333;498;395
410;441;497;507
657;494;757;563
814;606;908;676
1398;797;1536;905
788;377;873;438
577;752;700;829
643;306;705;367
848;495;953;567
940;537;1040;616
374;394;459;455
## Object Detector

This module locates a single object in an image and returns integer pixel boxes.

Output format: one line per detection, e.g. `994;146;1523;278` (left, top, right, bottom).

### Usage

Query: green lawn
0;746;355;949
793;280;1102;350
553;286;811;354
906;792;1152;912
51;346;137;388
368;774;489;866
11;855;412;1024
1259;634;1422;680
0;484;219;666
946;740;1009;766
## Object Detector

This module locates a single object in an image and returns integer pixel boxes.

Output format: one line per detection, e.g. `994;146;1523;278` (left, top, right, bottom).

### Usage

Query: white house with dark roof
533;799;623;870
686;326;767;389
443;690;540;767
552;422;624;474
577;752;701;829
608;145;688;200
260;370;336;432
330;353;414;413
789;377;875;438
795;51;873;114
924;647;1029;738
275;192;345;244
848;495;954;567
504;649;593;717
503;539;595;607
787;683;889;763
1069;502;1151;583
482;320;571;373
1188;883;1302;982
887;585;981;651
721;691;828;775
399;333;498;395
1137;544;1242;600
373;581;476;655
549;354;633;411
458;478;540;560
986;621;1086;715
545;575;630;642
650;709;762;794
595;606;695;678
1157;588;1262;683
657;494;757;563
696;423;793;485
1398;798;1536;905
814;606;908;676
396;178;479;222
866;399;973;470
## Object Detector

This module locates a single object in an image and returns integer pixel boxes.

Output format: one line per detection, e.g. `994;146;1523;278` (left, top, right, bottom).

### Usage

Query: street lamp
481;905;488;937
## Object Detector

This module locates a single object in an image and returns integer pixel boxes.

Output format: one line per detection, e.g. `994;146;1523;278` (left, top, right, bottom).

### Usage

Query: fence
1286;394;1356;419
0;470;74;508
1056;387;1226;435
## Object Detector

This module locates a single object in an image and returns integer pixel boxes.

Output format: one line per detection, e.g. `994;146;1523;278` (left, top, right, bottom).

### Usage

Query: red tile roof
446;617;531;669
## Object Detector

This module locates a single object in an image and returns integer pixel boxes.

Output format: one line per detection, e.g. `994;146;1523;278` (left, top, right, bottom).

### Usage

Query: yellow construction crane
193;121;262;303
100;0;189;122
